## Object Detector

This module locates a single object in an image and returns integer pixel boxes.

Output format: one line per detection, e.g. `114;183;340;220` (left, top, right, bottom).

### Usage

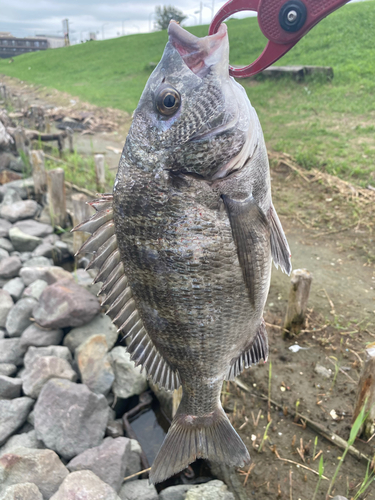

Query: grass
1;0;375;186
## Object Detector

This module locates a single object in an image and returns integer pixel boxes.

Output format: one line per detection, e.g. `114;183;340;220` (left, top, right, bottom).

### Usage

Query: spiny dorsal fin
225;319;268;381
73;194;181;391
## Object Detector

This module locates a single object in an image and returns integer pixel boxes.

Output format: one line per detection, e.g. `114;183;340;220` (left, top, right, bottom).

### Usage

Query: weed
353;457;375;499
258;420;272;453
312;454;325;500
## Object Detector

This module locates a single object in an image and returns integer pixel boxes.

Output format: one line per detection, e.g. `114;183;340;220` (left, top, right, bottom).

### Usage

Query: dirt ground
2;76;375;499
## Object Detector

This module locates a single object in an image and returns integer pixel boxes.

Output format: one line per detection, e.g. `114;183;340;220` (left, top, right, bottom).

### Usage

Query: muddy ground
2;77;375;500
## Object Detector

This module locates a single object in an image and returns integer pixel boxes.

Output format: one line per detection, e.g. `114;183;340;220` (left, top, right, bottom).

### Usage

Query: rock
0;397;34;446
0;365;17;377
0;376;22;399
123;439;142;480
33;279;100;329
3;277;24;301
0;238;13;253
159;484;195;500
119;479;158;500
32;243;55;260
0;200;39;224
76;334;114;395
50;470;121;500
185;480;235;500
0;256;22;279
332;497;348;500
64;313;118;352
0;123;14;150
0;178;34;200
19;266;73;286
13;220;53;238
54;240;71;260
73;268;101;296
5;297;37;338
315;364;332;379
0;447;69;499
0;219;11;239
0;483;43;500
67;436;131;492
109;347;148;399
20;324;63;350
22;256;51;268
19;251;33;263
106;419;124;438
0;290;13;328
0;339;24;366
8;228;42;253
0;429;44;456
22;279;48;301
0;248;9;261
24;345;72;368
43;234;59;245
34;379;109;460
0;152;15;171
22;356;77;399
0;171;22;184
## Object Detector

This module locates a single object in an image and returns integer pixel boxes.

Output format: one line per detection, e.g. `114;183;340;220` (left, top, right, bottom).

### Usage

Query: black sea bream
75;21;291;484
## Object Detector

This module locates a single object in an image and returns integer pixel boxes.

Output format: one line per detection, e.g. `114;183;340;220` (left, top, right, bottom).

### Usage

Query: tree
154;5;187;31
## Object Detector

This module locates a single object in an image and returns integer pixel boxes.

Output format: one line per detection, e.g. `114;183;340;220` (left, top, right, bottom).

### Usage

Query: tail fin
149;404;250;484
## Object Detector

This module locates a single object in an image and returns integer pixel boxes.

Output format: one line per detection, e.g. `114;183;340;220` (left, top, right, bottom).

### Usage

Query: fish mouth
168;21;228;77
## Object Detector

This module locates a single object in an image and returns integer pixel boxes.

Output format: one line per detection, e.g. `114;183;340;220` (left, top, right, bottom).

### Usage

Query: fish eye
155;85;181;116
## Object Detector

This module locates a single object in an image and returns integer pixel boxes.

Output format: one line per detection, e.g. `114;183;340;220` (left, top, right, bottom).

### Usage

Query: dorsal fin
225;319;268;381
72;194;181;391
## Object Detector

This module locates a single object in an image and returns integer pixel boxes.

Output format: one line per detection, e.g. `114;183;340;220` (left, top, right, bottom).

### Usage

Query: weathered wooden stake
72;193;92;255
13;126;29;157
283;269;313;338
47;168;66;228
94;154;106;192
352;343;375;440
30;150;46;202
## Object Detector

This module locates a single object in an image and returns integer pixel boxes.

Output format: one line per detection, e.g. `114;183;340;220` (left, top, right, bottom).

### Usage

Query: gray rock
22;257;51;268
0;376;22;399
0;330;4;340
0;290;13;328
106;419;124;439
19;266;73;286
14;220;53;238
5;297;37;338
20;324;63;350
0;219;11;239
159;484;195;500
332;497;348;500
54;240;71;260
67;436;131;492
33;279;100;329
34;379;109;460
0;256;22;280
0;179;34;201
123;439;142;480
22;356;77;399
50;470;121;500
24;345;72;368
0;339;24;366
0;248;9;261
0;429;44;456
3;277;25;301
64;313;118;352
0;365;17;377
32;243;55;260
0;200;39;224
72;268;101;296
315;364;332;378
185;480;235;500
109;347;148;399
22;279;48;301
0;397;34;445
76;334;114;395
0;238;13;253
0;447;69;499
0;483;43;500
19;251;33;263
43;234;59;245
119;479;158;500
1;190;21;207
8;228;42;252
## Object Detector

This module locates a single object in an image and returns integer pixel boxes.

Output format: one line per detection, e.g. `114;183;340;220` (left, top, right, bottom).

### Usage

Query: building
0;33;51;59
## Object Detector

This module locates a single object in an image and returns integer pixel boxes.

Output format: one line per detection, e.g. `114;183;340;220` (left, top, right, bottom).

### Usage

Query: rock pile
0;104;234;499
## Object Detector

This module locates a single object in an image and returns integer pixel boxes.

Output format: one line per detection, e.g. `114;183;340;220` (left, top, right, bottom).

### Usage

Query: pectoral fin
269;204;292;275
222;194;271;307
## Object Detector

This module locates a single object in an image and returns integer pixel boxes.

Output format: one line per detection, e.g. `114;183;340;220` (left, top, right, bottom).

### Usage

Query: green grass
1;0;375;186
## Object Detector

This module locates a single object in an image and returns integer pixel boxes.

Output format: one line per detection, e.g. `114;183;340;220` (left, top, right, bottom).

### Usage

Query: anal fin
225;319;269;380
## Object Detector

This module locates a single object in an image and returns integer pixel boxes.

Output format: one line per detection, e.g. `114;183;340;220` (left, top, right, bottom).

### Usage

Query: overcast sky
0;0;364;43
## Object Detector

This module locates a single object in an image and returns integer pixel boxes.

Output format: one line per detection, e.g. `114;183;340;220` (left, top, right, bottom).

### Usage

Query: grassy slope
1;0;375;185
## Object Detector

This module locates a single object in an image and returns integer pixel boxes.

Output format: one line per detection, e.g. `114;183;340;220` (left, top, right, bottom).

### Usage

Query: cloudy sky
0;0;245;43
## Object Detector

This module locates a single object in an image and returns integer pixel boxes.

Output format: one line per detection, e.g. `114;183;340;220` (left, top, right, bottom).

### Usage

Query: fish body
75;22;291;484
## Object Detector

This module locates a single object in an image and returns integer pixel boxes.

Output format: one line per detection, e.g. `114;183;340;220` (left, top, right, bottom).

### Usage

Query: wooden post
352;343;375;440
47;168;66;228
94;154;106;192
13;126;29;158
72;193;92;255
30;150;46;202
283;269;312;338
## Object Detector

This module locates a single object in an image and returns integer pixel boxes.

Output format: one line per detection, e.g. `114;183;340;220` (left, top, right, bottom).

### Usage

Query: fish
74;21;291;484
